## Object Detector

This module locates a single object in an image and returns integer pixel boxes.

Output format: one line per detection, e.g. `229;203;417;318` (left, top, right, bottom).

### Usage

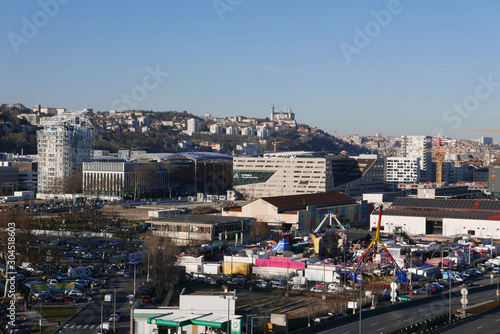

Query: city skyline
2;1;500;141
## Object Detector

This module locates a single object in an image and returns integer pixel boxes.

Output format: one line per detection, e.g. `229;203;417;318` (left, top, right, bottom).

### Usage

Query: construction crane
425;140;449;188
272;138;282;152
466;129;496;166
467;129;500;133
313;212;345;234
349;207;408;285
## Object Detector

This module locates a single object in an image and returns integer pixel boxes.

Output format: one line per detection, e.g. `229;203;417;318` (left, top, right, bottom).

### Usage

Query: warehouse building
370;198;500;239
223;191;368;233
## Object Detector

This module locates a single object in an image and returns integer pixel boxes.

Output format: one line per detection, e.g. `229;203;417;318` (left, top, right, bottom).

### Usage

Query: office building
233;152;384;199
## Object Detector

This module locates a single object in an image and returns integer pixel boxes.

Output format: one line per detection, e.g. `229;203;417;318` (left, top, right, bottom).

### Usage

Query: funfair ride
349;208;408;284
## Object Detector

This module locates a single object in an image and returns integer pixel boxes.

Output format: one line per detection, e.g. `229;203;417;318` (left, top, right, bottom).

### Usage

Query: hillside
0;106;369;156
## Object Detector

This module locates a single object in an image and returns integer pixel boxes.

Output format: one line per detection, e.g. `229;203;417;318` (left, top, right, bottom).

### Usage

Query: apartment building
37;113;94;198
401;135;433;181
385;157;420;189
187;118;199;136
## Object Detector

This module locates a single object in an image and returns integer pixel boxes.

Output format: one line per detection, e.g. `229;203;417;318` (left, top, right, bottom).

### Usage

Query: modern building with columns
82;152;233;200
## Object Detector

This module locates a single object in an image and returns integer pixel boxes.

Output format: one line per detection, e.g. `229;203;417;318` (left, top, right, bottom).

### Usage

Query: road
438;306;500;334
58;272;138;334
313;287;499;334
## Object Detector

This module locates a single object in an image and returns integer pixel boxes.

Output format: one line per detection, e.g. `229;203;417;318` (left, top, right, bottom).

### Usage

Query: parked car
314;314;335;324
397;295;415;302
463;280;473;287
255;281;269;289
335;313;348;319
412;287;428;295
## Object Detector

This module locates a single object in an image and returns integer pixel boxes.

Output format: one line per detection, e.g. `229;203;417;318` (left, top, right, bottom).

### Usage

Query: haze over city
2;1;500;140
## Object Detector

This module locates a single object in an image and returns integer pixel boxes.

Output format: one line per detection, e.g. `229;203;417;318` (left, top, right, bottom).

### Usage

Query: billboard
30;283;75;293
233;170;275;186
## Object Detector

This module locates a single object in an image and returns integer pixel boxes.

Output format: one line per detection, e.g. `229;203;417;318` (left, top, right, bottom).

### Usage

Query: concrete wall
180;294;235;313
370;214;426;236
443;218;500;239
371;214;500;238
252;267;301;280
304;267;336;283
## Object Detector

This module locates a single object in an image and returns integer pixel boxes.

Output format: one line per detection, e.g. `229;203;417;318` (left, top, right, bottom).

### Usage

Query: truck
104;294;113;303
68;266;91;278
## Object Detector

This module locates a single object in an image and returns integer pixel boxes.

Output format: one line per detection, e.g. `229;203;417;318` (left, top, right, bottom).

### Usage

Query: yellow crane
425;141;449;187
272;138;282;152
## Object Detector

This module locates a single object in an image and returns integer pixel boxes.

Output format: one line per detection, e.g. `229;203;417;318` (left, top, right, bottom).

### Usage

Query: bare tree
0;207;35;264
63;171;83;196
249;220;269;241
145;235;179;298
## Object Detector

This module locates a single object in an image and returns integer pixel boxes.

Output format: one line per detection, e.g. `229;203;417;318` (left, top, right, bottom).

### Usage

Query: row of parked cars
0;303;31;334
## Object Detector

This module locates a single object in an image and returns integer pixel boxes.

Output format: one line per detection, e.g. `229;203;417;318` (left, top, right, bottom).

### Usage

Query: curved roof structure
93;155;127;162
130;152;233;163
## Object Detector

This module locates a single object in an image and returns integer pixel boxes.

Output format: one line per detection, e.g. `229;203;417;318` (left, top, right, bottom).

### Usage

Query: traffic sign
390;282;398;290
461;288;468;296
461;297;468;307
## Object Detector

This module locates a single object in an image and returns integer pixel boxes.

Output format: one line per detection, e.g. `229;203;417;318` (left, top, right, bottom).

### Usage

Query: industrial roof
384;197;500;221
92;155;127;162
381;209;500;221
149;215;255;225
261;192;355;211
391;198;500;211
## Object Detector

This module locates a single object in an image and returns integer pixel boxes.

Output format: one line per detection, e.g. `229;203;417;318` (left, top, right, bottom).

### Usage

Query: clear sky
2;1;500;141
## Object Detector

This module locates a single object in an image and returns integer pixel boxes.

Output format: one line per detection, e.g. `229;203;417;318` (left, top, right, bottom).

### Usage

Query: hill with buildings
0;105;369;156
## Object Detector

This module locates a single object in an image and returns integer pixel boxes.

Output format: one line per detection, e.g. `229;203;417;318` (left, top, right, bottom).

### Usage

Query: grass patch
29;327;58;334
35;306;82;324
467;300;500;315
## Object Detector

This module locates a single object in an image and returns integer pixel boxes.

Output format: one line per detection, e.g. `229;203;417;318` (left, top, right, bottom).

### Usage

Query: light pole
133;263;137;298
100;301;103;334
122;228;129;241
113;288;116;333
220;292;237;334
358;282;362;334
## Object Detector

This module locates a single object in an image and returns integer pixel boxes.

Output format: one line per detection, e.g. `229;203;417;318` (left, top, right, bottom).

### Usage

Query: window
468;230;475;236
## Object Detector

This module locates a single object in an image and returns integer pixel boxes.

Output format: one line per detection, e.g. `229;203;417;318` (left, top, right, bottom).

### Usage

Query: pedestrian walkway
17;309;57;327
62;323;102;329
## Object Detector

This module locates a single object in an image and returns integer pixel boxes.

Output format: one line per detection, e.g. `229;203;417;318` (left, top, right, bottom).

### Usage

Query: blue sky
2;1;500;141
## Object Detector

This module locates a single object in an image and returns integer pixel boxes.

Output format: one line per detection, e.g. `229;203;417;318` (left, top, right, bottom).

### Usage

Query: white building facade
401;135;433;181
37;113;94;197
385;157;420;188
187;118;199;135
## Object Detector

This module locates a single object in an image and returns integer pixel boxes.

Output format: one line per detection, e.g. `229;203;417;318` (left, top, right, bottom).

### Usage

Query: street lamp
220;292;237;334
122;228;129;241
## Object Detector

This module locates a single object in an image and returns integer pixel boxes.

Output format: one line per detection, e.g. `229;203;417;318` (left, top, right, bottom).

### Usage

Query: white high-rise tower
37;113;94;197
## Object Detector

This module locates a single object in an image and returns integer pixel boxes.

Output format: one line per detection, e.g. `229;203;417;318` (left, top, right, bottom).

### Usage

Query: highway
312;287;499;334
438;307;500;334
58;272;137;334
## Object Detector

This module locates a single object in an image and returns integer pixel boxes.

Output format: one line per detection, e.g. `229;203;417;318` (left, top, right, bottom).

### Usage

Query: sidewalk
17;309;57;327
